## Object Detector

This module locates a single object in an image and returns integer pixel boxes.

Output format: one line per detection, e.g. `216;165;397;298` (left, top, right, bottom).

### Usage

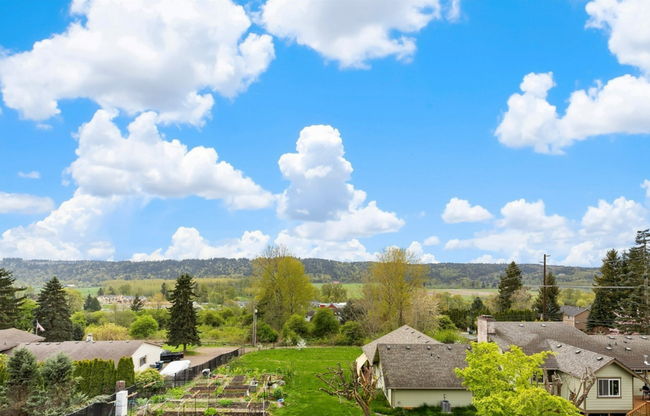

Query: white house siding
390;389;473;408
131;343;163;372
580;364;634;414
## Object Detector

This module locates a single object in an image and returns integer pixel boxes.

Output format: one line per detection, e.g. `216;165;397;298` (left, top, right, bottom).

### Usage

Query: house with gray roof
10;339;163;371
478;316;647;415
561;305;590;331
357;326;472;409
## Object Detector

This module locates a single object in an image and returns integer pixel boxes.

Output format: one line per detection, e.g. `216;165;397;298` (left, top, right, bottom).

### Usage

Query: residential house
0;328;44;354
357;325;473;409
11;339;163;371
561;305;590;331
478;316;647;415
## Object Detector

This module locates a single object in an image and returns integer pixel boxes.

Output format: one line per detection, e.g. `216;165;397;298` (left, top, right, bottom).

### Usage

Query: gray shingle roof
11;340;157;364
377;343;468;389
361;325;440;364
560;306;590;317
0;328;44;353
589;335;650;371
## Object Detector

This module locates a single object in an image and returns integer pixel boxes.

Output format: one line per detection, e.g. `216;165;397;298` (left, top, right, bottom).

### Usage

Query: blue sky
1;0;649;266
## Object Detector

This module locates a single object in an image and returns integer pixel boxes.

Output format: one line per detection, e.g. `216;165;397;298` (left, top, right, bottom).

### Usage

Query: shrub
283;314;309;338
436;315;457;331
135;368;164;391
85;323;130;341
272;387;284;399
218;398;233;407
339;321;364;346
312;308;339;338
129;314;159;339
257;323;279;343
200;310;225;327
117;357;135;386
433;329;467;344
204;408;218;416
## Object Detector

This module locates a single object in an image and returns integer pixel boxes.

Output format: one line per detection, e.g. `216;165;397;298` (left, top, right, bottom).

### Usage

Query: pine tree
161;282;169;300
619;230;650;334
83;294;93;311
90;296;102;311
0;268;26;329
497;262;523;312
587;249;623;331
97;287;105;296
34;276;72;342
167;273;201;353
532;271;562;321
130;293;144;312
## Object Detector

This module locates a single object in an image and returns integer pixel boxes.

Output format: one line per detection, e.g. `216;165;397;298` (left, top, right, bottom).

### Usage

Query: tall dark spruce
619;230;650;334
497;261;523;312
587;249;623;331
532;271;562;321
0;268;26;330
34;276;72;342
167;273;201;352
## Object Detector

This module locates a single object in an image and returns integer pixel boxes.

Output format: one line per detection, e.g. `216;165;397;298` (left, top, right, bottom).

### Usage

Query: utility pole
643;230;649;335
543;254;548;322
252;305;257;348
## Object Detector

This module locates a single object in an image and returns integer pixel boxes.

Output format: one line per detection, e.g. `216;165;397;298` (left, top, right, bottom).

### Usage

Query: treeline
2;257;597;288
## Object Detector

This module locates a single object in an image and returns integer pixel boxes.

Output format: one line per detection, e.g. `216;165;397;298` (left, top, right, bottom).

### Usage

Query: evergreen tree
619;230;650;334
6;347;38;404
167;273;201;352
130;293;144;312
0;268;26;329
532;271;562;321
161;282;169;300
34;276;72;342
90;296;101;312
497;262;523;312
83;294;93;311
107;286;116;296
97;287;104;296
117;357;135;387
587;249;623;331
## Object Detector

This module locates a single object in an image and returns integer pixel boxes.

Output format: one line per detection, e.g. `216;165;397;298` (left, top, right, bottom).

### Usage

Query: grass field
313;283;364;299
77;287;99;297
229;347;363;415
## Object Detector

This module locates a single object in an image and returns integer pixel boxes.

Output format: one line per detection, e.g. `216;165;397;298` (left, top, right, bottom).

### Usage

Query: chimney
86;333;93;342
477;315;495;343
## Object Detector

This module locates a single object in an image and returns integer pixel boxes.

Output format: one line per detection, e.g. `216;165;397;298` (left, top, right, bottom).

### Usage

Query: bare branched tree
544;367;596;410
316;362;377;416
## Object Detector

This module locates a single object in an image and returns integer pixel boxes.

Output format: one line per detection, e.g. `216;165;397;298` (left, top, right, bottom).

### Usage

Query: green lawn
77;287;99;297
227;347;364;415
313;283;363;299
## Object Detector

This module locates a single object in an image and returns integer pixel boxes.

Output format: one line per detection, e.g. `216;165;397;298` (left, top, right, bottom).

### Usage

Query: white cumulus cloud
423;236;440;246
131;227;270;261
66;109;273;210
407;241;438;264
275;230;375;262
441;198;493;223
18;171;40;179
260;0;455;69
0;0;275;126
0;192;54;214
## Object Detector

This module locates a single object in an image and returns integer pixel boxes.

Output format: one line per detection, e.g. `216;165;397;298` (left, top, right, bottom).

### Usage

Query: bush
135;368;164;391
272;387;284;399
257;323;279;343
200;310;225;327
129;314;159;339
339;321;364;346
312;309;339;338
217;398;233;407
204;408;218;416
85;323;130;341
283;314;309;338
436;315;457;331
433;329;467;344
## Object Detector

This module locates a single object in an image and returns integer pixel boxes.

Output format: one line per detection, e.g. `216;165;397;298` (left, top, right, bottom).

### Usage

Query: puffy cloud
407;241;438;264
586;0;650;75
0;0;274;125
131;227;270;261
66;109;273;210
18;171;40;179
642;179;650;197
423;236;440;246
0;191;119;260
441;198;493;223
277;125;404;241
260;0;454;69
275;230;374;262
470;254;507;264
445;196;648;266
0;192;54;214
278;125;354;221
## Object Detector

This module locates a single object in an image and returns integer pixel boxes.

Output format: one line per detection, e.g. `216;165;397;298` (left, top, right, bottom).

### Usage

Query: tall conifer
35;276;72;341
619;230;650;334
497;262;523;312
533;271;562;321
0;268;26;329
587;249;623;331
167;273;201;352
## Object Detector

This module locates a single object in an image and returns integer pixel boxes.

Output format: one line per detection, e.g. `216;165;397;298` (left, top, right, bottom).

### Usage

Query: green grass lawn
313;283;364;299
77;287;99;297
227;347;364;415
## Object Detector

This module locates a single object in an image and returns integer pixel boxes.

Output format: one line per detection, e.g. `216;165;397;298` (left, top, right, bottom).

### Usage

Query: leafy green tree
199;309;225;327
283;314;310;338
455;342;580;416
253;246;315;330
35;277;72;342
256;322;279;343
497;262;523;312
532;271;562;321
340;321;364;346
364;247;426;330
312;308;340;338
167;273;201;352
587;249;623;331
63;288;84;313
0;268;26;329
129;314;158;339
320;283;348;302
14;298;37;332
130;293;144;312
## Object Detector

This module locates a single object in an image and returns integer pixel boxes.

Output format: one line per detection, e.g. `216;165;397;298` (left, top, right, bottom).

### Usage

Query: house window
139;356;146;367
598;379;621;397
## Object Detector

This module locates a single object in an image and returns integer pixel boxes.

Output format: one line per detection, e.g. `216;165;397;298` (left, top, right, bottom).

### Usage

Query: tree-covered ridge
1;257;597;288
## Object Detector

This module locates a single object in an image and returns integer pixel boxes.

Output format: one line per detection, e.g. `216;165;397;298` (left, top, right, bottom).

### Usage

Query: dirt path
185;346;240;366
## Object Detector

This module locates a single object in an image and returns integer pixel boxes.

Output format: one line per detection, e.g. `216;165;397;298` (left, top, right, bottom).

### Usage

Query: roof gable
361;325;440;364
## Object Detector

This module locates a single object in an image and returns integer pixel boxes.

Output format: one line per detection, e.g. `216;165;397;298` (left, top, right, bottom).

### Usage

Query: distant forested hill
1;257;598;288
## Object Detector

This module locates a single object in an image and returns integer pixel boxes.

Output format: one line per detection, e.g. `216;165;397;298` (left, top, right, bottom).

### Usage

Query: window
139;356;146;367
598;379;620;397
